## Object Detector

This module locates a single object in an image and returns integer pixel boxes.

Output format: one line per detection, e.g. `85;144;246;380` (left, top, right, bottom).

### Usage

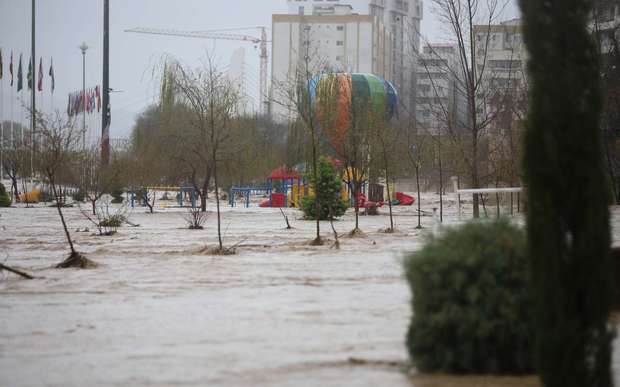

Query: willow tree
520;0;614;386
174;57;239;253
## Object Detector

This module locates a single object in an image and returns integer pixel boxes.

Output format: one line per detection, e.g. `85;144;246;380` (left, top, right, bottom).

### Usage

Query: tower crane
125;26;269;115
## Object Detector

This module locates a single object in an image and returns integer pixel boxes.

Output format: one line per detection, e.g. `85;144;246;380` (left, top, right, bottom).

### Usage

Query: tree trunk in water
353;179;360;232
91;199;96;216
385;169;394;231
438;138;443;222
213;156;223;250
11;176;18;200
416;165;422;229
51;178;76;256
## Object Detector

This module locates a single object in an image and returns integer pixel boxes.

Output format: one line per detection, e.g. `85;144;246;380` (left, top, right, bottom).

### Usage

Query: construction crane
125;26;269;115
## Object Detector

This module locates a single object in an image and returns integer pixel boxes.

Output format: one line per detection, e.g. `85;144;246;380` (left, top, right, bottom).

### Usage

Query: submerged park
2;0;620;386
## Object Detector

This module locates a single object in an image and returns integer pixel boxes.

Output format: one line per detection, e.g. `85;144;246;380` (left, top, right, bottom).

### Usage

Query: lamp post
79;42;89;150
410;144;422;229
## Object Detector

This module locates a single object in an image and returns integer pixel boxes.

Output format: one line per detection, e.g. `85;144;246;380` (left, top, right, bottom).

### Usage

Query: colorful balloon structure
309;73;397;156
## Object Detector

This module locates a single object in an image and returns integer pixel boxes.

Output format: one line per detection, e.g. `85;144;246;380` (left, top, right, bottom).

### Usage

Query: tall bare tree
36;112;94;268
173;57;240;252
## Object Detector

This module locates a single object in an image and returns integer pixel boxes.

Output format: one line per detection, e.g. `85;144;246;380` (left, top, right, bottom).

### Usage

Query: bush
301;157;347;220
111;188;124;204
405;219;534;374
0;182;12;207
99;214;124;228
73;189;85;202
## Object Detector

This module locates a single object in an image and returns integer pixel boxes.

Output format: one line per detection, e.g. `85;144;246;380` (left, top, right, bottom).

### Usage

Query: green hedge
302;156;347;220
405;219;534;374
0;182;12;207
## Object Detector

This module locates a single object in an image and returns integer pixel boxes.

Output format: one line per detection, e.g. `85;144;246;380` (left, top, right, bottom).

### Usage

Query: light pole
410;144;422;229
79;42;89;150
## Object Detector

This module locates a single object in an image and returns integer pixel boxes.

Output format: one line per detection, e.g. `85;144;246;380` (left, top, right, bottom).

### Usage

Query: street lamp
410;144;422;229
79;42;89;150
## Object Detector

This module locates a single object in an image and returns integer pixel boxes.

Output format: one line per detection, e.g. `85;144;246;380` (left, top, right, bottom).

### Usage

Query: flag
27;57;32;90
0;48;3;80
17;54;23;91
9;51;13;86
48;58;54;93
37;57;43;91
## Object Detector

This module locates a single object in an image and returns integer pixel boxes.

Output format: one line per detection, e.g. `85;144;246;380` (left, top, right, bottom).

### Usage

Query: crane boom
125;27;261;43
125;26;269;115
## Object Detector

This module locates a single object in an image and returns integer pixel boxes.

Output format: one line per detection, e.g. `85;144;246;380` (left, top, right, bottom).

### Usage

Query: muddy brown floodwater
0;193;618;386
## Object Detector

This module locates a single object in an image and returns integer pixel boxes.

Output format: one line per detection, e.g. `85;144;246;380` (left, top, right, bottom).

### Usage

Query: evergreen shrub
405;219;534;374
0;182;12;207
301;156;347;220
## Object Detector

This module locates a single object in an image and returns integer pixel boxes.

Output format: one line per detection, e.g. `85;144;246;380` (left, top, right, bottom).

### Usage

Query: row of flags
0;48;55;93
67;86;101;117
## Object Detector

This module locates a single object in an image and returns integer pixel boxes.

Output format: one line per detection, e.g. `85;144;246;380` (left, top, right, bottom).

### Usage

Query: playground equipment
260;166;303;208
310;73;398;156
229;185;271;208
393;192;415;206
130;186;198;209
18;189;41;203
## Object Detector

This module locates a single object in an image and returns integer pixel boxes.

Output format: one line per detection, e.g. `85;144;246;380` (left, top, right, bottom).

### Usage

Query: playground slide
395;192;415;206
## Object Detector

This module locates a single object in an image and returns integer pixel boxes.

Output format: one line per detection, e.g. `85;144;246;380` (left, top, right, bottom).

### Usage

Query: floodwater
0;193;617;386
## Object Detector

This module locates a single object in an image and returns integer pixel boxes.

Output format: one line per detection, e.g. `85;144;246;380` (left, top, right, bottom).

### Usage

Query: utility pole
30;0;35;188
102;0;110;165
79;42;88;150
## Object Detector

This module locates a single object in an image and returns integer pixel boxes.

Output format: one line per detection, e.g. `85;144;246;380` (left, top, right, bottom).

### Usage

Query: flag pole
102;0;110;165
30;0;36;189
1;59;4;181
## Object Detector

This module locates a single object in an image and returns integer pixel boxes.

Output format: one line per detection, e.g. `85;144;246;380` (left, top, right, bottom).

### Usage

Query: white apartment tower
281;0;423;114
473;19;528;132
272;4;393;120
416;44;467;135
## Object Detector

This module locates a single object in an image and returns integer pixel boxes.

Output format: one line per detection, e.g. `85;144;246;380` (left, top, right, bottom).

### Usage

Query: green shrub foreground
0;182;12;207
301;156;347;220
405;219;534;374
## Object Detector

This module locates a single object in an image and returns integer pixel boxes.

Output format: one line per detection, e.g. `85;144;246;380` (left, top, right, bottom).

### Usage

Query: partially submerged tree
271;46;330;245
80;142;119;215
173;57;240;253
520;0;614;385
425;0;513;217
36;112;96;268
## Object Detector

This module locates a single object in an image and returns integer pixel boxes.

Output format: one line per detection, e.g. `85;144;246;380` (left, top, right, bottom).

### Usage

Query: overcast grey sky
0;0;519;139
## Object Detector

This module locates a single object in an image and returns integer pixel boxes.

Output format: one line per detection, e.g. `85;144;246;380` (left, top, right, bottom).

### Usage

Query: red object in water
270;193;287;208
395;192;415;206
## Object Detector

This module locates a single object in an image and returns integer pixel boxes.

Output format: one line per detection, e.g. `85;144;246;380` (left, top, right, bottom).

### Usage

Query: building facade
280;0;423;118
271;7;392;120
473;19;528;135
416;43;467;135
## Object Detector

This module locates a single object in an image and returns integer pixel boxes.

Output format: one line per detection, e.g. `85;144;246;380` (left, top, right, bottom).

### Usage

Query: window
337;25;344;31
336;40;344;46
336;55;342;61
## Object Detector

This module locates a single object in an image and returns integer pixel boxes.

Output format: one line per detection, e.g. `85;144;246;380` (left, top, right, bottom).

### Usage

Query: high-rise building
279;0;423;117
416;43;467;135
473;19;528;133
271;5;392;120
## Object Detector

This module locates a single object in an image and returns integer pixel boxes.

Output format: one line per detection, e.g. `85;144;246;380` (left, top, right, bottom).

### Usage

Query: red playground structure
259;166;302;208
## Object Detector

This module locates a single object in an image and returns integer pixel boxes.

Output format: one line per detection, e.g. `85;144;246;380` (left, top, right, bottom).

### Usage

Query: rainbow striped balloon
309;73;397;156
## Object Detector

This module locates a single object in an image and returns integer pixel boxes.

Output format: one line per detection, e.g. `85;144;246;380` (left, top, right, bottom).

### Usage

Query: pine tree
519;1;615;386
0;182;12;207
302;157;347;220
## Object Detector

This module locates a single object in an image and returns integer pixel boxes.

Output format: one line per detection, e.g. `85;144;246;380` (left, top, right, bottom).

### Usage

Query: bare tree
173;57;239;253
271;38;331;245
1;126;30;201
81;142;119;215
423;0;511;217
36;112;95;268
